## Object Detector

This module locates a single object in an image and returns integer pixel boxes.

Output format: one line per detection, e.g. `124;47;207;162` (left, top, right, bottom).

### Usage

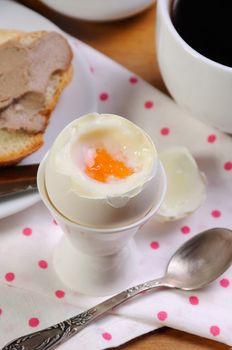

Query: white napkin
0;38;232;349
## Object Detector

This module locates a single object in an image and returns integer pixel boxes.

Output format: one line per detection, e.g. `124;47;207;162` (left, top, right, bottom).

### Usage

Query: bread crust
0;29;23;44
0;130;43;166
41;64;73;130
0;29;73;167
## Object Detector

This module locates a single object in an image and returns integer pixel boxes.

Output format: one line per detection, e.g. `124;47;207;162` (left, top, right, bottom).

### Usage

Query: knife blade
0;164;39;198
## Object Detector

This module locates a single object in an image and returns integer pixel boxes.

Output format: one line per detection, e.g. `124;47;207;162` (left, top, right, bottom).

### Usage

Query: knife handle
0;164;38;197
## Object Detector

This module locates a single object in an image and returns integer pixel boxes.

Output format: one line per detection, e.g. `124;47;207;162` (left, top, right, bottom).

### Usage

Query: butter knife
0;164;39;198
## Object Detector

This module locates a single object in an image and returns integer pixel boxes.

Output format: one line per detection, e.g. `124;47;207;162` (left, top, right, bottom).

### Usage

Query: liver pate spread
0;31;72;133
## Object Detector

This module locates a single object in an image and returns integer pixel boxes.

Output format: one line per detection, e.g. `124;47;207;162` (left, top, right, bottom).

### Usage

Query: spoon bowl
165;228;232;290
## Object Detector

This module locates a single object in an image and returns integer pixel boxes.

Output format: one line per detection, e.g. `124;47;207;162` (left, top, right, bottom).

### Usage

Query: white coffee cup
156;0;232;133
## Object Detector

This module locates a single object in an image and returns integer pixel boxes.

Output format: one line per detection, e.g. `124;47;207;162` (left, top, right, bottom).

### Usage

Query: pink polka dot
150;241;160;250
38;260;48;269
211;210;221;218
5;272;15;282
181;226;190;234
207;134;217;143
55;290;65;298
52;219;58;225
0;308;2;315
157;311;168;321
99;92;109;101
160;127;170;136
144;100;154;109
189;296;199;305
129;76;138;84
220;278;230;288
28;317;40;328
22;227;32;236
90;66;94;73
210;325;220;336
224;161;232;171
102;332;112;341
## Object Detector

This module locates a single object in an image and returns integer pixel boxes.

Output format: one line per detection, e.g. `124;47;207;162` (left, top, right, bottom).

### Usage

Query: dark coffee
171;0;232;67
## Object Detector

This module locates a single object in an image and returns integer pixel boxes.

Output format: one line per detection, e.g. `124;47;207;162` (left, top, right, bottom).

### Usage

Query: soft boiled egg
45;113;162;228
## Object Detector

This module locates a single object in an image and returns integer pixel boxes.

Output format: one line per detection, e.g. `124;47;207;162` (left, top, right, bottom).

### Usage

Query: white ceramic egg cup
37;156;166;297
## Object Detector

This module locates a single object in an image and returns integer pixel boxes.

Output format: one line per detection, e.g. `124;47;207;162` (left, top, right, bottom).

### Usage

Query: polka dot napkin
1;38;232;349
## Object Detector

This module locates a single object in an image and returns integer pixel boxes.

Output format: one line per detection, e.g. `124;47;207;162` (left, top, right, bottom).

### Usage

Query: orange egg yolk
85;148;134;183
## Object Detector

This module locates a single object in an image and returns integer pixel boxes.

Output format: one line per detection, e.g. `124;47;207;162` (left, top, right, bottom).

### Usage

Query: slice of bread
0;29;73;166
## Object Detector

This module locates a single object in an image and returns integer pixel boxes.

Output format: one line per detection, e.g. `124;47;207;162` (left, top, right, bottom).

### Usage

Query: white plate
0;0;97;219
40;0;155;21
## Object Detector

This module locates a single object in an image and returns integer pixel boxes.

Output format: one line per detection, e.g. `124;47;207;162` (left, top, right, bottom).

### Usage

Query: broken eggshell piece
157;146;206;221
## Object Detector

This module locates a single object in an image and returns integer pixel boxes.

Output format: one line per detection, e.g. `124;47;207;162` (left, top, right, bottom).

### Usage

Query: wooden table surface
16;1;230;349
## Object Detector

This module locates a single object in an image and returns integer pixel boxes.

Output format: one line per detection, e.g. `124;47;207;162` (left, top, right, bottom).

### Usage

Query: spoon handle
2;278;163;350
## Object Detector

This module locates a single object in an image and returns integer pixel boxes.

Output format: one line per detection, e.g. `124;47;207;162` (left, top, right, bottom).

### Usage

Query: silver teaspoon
3;227;232;350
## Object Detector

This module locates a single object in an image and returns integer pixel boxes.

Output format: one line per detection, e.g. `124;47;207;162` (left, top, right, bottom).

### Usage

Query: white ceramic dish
0;0;97;219
40;0;155;21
